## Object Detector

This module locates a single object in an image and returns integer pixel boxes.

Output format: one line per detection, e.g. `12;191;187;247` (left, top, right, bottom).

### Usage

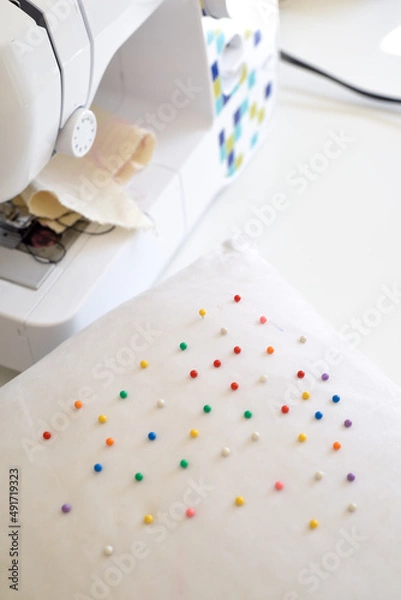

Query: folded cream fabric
18;106;156;231
38;212;82;235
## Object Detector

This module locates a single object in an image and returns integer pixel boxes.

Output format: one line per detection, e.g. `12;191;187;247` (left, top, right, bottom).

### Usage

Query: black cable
2;200;119;267
8;201;116;238
19;217;115;264
56;217;116;236
70;223;116;235
280;50;401;104
55;210;116;235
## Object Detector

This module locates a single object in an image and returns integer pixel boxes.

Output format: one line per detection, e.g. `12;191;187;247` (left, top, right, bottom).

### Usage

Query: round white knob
56;108;97;158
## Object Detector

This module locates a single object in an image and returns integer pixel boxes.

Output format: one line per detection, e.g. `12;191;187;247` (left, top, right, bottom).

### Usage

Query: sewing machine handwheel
55;108;97;158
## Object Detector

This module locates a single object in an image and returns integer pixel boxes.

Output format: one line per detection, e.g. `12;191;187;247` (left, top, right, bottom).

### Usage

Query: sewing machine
0;0;278;371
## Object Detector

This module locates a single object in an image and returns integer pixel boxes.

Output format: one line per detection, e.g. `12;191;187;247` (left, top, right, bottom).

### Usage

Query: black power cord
280;51;401;104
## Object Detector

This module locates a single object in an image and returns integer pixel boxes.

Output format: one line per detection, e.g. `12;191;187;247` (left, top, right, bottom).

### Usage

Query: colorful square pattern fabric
203;20;276;178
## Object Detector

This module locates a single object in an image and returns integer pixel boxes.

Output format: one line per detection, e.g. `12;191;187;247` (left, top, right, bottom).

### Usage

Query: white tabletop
162;0;401;387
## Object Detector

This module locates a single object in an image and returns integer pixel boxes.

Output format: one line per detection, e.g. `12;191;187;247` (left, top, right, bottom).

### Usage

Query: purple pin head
344;419;352;428
321;373;329;381
347;473;355;482
61;504;71;513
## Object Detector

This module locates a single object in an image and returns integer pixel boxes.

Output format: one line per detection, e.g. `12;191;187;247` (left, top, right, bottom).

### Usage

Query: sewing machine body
0;0;278;370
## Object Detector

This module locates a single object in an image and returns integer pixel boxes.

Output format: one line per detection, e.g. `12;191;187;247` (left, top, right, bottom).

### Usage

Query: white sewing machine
0;0;278;371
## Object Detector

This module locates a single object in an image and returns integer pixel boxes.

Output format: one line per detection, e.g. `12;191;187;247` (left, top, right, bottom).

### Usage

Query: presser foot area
0;201;93;290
